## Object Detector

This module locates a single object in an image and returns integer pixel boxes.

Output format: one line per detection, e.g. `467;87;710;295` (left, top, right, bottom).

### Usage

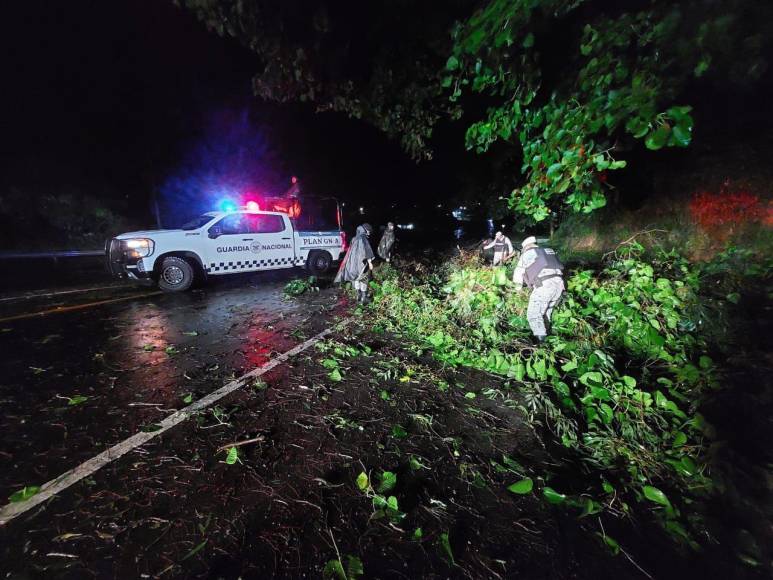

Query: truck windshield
181;215;215;230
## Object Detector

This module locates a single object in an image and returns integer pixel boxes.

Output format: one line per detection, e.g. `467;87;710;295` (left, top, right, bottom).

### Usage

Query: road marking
0;317;352;526
0;284;129;303
0;292;163;324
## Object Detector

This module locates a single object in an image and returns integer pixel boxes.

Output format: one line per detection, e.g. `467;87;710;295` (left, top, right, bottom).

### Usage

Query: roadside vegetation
362;243;771;572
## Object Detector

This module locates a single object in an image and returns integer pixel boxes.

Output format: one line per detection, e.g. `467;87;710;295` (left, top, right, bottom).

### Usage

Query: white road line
0;317;351;526
0;284;129;303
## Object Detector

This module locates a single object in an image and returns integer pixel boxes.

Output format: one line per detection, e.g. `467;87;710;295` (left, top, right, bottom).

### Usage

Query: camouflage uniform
513;238;564;340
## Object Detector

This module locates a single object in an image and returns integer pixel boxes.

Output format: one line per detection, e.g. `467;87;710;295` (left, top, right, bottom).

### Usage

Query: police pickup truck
106;208;345;292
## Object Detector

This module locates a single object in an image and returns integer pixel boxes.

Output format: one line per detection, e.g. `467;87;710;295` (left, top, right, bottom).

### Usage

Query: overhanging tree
179;0;771;222
447;0;771;221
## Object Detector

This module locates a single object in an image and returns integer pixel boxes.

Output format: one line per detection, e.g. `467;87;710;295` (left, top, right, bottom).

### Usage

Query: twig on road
216;436;265;452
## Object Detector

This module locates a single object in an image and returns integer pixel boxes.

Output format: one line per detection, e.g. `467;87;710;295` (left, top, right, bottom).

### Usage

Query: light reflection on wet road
0;272;342;501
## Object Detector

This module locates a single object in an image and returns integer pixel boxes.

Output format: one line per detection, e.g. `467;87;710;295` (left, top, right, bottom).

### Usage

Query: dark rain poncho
377;228;395;260
334;225;375;284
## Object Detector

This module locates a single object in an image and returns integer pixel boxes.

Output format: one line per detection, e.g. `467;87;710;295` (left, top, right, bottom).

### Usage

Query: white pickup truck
106;208;345;291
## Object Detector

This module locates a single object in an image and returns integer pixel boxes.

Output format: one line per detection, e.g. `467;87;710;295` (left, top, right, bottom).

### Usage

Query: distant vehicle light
245;201;260;212
398;223;415;230
219;199;238;213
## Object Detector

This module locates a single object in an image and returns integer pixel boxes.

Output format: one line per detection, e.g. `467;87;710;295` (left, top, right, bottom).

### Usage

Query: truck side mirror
208;227;221;239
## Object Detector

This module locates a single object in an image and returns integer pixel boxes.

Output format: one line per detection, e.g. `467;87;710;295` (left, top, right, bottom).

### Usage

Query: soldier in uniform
483;231;514;266
512;236;564;342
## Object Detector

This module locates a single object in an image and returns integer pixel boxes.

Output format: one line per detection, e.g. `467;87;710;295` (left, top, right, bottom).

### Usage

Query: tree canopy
179;0;772;222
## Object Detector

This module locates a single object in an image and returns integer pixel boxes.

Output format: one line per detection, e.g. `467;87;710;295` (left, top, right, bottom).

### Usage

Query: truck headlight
124;238;154;257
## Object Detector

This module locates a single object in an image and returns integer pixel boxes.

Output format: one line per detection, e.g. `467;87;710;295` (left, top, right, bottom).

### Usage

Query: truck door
249;213;296;270
203;212;262;274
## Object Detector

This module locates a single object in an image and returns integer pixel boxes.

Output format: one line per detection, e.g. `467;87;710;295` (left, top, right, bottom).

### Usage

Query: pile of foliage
368;245;769;554
283;276;319;297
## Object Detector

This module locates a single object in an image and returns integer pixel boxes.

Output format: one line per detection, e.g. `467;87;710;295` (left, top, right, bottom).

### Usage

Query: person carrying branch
512;236;564;343
334;223;375;304
482;231;514;266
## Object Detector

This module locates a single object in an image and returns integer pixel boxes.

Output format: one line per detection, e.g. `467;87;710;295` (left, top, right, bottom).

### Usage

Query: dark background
1;0;772;248
0;0;475;240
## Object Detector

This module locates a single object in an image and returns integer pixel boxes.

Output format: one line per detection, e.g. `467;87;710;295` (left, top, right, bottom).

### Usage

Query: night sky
0;0;470;228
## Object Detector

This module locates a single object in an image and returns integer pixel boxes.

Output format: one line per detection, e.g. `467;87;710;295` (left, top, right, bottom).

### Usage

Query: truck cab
107;207;345;292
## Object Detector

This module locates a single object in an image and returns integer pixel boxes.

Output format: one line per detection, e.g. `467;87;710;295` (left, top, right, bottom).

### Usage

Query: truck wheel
307;251;332;275
157;257;194;292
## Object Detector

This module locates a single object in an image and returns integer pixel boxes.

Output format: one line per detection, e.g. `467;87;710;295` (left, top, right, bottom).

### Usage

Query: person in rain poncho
334;223;375;304
483;231;514;266
377;222;396;262
512;236;564;343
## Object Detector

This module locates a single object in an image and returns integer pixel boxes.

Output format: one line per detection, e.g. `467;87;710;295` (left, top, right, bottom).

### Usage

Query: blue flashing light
219;198;238;213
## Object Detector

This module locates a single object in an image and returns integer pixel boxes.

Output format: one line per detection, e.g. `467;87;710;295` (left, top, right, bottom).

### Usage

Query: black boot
362;291;371;305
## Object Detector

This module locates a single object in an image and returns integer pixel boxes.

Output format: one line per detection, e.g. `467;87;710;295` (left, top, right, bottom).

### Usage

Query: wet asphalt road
0;269;344;504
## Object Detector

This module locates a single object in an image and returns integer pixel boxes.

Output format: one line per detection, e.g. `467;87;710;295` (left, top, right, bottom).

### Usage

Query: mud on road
0;271;749;579
0;270;628;579
0;290;634;579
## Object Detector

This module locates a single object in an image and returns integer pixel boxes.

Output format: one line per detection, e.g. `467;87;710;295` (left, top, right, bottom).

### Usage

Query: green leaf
666;456;697;477
507;478;534;494
446;55;459;71
413;527;423;540
522;33;535;48
9;485;41;503
346;555;364;579
386;495;399;511
391;425;408;438
323;558;347;580
579;371;603;387
543;487;567;504
726;292;740;304
645;125;671;150
140;423;163;433
642;485;671;507
181;539;208;561
182;393;193;404
546;163;563;180
439;532;455;565
671;124;692;147
378;471;397;493
356;471;369;491
67;395;89;406
561;359;578;372
601;534;620;555
328;368;343;382
225;446;238;465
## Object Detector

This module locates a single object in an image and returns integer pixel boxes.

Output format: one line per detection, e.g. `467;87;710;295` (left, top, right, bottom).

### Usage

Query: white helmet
521;236;537;248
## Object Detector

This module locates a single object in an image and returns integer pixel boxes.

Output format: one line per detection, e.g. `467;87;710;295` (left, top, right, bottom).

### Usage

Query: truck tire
157;256;194;292
307;250;332;275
